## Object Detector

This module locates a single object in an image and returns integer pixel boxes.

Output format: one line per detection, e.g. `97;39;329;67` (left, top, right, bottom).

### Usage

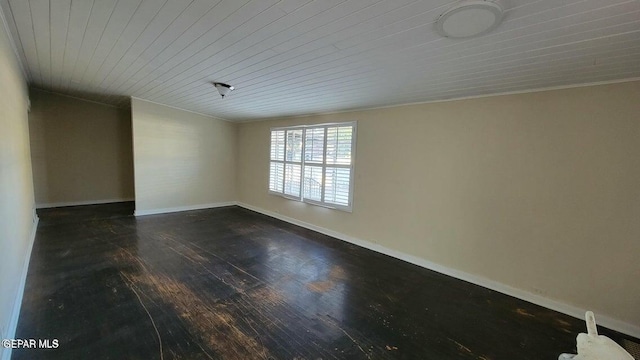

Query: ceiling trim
238;76;640;123
130;97;232;122
31;87;124;109
0;2;29;82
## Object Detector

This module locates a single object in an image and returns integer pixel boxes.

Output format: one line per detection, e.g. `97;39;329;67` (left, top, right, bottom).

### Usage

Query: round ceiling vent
436;1;504;39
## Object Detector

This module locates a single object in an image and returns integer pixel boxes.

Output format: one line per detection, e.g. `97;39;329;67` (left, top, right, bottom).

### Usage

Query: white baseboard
236;202;640;339
134;201;237;216
36;198;134;209
1;216;39;360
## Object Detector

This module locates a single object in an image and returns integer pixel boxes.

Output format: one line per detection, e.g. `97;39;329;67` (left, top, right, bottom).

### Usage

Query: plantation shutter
269;122;356;211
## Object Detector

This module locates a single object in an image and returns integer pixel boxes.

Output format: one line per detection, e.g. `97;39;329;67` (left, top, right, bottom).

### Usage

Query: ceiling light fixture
213;82;235;98
435;1;504;39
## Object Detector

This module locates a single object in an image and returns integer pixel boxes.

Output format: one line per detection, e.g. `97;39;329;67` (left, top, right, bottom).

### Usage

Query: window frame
268;121;357;212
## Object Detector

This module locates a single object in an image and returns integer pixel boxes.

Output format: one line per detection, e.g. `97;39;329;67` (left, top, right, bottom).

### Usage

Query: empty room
1;0;639;359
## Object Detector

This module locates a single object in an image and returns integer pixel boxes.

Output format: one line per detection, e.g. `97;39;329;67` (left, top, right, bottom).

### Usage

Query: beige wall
29;89;134;206
0;19;35;354
238;81;640;329
131;98;237;214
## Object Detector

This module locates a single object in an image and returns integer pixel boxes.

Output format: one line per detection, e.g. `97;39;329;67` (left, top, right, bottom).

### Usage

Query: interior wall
237;81;640;330
28;89;134;207
0;17;35;354
131;98;237;214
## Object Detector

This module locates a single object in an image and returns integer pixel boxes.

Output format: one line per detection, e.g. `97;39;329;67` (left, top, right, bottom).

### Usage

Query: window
269;122;356;211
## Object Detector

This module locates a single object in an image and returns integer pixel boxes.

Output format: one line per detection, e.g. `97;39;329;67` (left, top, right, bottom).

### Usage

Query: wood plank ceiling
1;0;639;121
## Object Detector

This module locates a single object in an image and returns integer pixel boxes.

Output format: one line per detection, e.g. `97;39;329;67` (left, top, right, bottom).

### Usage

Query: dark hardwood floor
13;203;637;359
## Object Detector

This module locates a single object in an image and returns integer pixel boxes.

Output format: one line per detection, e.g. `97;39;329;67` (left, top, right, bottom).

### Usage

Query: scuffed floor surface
13;203;637;359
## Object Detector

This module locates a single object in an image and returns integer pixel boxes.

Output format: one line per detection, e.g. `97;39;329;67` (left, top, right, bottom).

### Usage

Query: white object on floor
559;311;635;360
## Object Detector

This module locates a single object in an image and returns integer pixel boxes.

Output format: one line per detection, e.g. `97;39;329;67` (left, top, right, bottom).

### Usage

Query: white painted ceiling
1;0;639;121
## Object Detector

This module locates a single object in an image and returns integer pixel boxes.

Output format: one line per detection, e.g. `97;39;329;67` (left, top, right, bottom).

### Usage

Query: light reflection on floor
262;233;348;340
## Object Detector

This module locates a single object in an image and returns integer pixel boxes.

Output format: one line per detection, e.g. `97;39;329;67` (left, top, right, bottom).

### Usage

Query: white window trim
268;121;357;212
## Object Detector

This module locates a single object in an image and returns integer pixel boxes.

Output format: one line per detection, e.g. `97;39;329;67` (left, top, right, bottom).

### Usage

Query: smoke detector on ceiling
436;1;504;39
